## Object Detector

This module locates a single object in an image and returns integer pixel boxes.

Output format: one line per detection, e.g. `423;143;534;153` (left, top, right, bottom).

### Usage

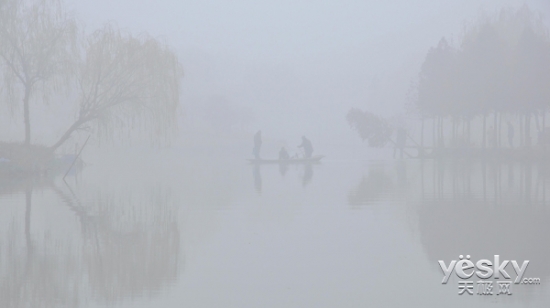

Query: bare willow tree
0;0;77;145
50;25;182;151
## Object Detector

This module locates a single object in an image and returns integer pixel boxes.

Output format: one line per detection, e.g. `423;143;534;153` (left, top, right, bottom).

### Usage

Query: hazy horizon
3;1;550;307
57;0;548;150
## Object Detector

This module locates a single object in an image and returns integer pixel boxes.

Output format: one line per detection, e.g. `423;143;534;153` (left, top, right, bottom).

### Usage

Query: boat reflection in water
302;163;313;187
253;164;262;194
250;157;321;192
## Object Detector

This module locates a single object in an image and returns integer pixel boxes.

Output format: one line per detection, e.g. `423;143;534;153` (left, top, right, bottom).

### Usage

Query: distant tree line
348;6;550;150
0;0;182;151
414;6;550;148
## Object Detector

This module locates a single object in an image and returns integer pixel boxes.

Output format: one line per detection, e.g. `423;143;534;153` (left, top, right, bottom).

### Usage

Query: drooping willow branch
50;25;183;150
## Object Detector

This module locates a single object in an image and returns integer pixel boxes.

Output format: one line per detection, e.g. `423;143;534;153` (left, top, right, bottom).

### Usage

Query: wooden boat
247;155;324;164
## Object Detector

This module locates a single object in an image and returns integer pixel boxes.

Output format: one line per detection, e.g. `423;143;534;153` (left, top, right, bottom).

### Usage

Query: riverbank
0;142;53;174
418;146;550;161
0;142;82;179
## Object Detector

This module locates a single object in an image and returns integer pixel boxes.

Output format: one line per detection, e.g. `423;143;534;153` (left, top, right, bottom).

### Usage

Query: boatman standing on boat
298;136;313;158
253;130;262;159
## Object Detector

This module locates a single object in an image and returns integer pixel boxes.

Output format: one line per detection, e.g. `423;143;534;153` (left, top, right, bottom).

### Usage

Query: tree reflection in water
348;162;402;206
416;160;550;294
348;159;550;299
0;180;180;307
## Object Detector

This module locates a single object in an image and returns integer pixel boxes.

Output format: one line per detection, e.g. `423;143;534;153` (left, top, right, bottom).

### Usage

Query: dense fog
1;0;550;307
0;0;545;157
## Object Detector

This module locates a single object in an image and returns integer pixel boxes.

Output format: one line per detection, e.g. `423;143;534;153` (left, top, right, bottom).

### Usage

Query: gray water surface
1;150;549;307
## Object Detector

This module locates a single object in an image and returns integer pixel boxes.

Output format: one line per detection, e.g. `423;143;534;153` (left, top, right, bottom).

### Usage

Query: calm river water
1;148;549;307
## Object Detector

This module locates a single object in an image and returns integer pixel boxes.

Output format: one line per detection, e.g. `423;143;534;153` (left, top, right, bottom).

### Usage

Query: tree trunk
544;109;546;150
440;117;444;147
462;119;467;144
49;118;88;151
498;112;502;148
433;117;436;148
526;113;531;147
452;117;456;147
437;116;441;147
468;119;471;146
520;115;524;147
483;114;486;149
421;118;424;149
493;111;497;148
23;86;32;145
543;109;546;132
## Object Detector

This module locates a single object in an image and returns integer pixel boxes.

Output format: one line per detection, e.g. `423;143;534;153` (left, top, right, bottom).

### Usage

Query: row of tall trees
0;0;182;150
414;6;550;148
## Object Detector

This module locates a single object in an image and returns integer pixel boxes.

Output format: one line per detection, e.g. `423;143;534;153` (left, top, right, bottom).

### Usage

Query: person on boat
253;130;262;159
279;147;290;160
298;136;313;158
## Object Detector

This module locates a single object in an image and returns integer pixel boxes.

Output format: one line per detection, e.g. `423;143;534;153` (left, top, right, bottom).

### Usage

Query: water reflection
302;163;313;187
0;184;81;308
347;162;404;206
253;164;262;194
415;160;550;289
0;179;180;307
348;159;550;300
251;162;317;191
3;154;550;306
278;163;288;177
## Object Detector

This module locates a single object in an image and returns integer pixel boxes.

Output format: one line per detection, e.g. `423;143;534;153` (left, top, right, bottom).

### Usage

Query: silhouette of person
279;147;289;160
394;128;407;159
507;121;514;148
253;130;262;159
298;136;313;158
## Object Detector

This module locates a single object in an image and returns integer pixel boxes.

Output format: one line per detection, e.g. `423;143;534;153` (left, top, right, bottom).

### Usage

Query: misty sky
49;1;550;147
